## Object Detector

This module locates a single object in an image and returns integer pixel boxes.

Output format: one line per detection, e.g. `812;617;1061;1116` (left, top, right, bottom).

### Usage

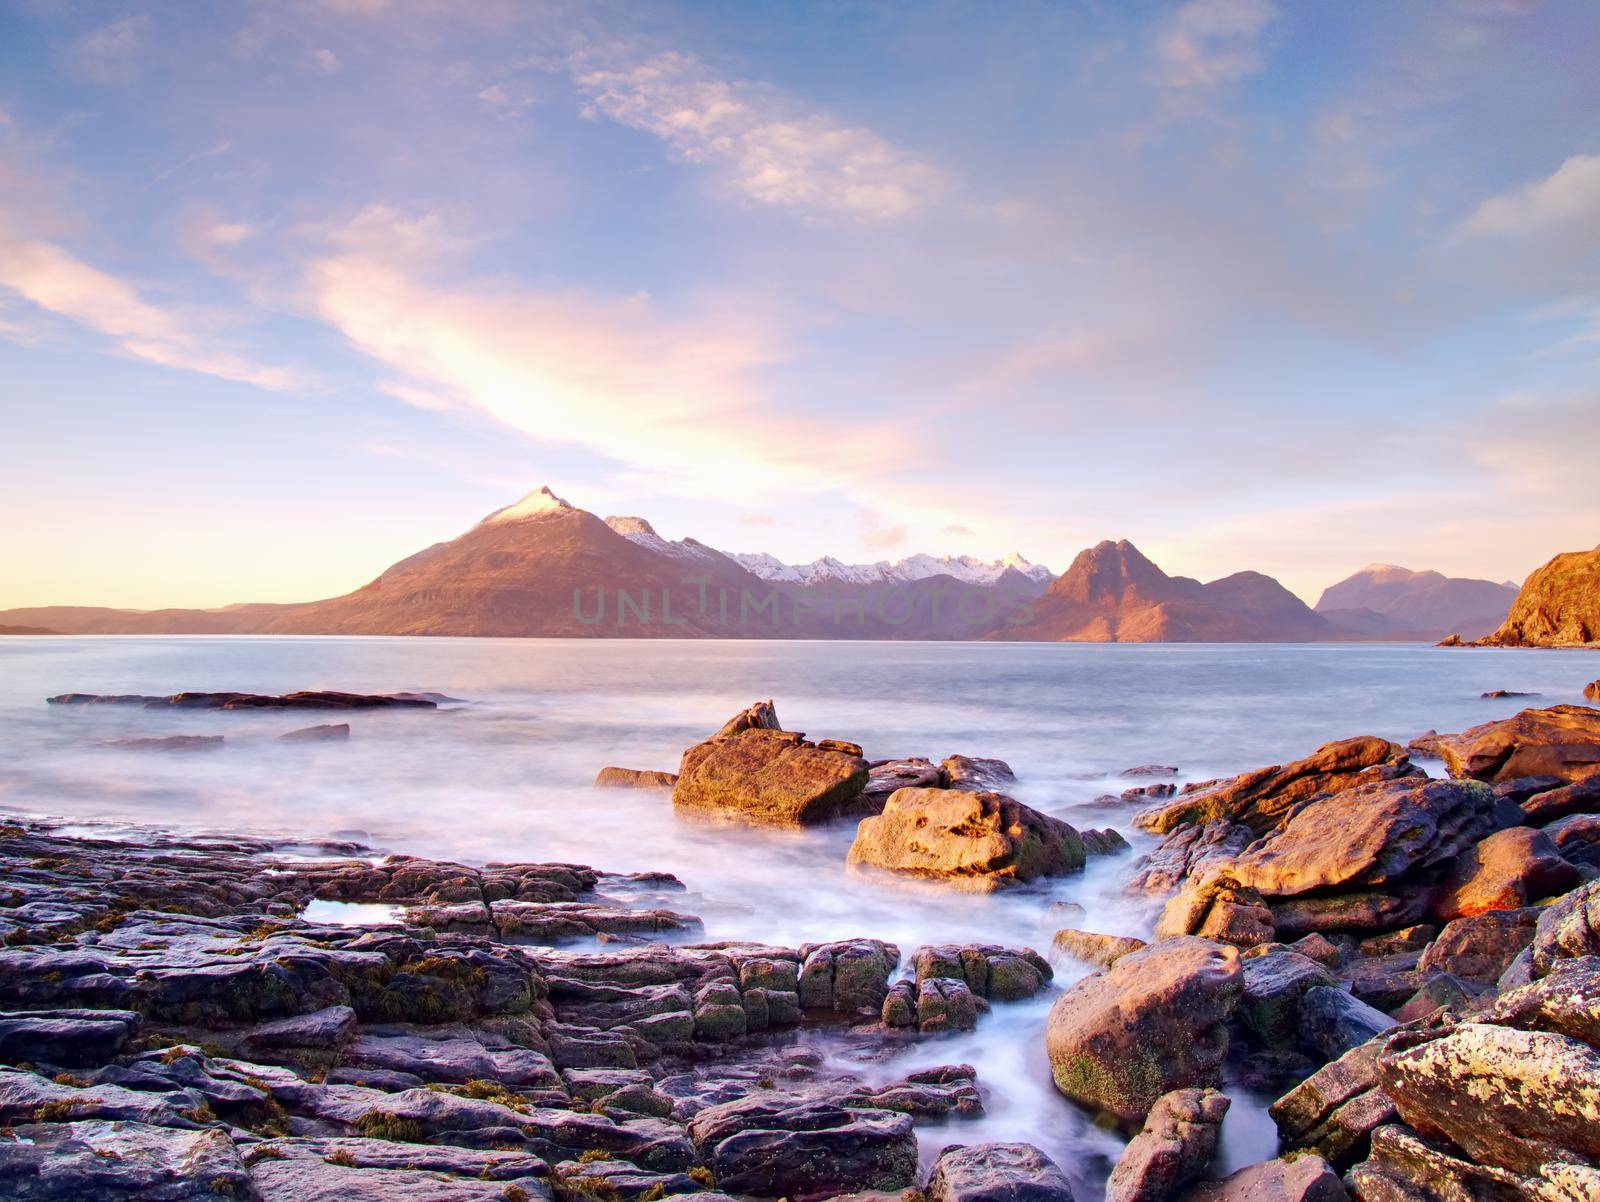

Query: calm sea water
2;635;1595;1191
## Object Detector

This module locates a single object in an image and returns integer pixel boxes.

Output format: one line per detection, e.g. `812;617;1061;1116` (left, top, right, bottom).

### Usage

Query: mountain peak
604;515;660;538
484;486;574;524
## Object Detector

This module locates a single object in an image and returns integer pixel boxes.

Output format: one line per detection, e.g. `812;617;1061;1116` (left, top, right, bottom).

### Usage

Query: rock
1131;823;1253;895
1296;986;1394;1060
1520;774;1600;824
1377;1020;1600;1174
686;1094;918;1200
1482;690;1540;699
1356;925;1435;957
1269;889;1433;938
1290;933;1343;967
942;755;1017;792
1426;704;1600;784
0;1008;141;1067
910;944;1052;1000
863;757;945;806
1418;907;1540;984
1270;1038;1395;1165
1082;828;1131;856
250;1142;555;1199
1475;545;1600;648
1106;1087;1228;1202
712;699;781;737
0;1121;251;1200
1486;954;1600;1046
1052;928;1146;968
243;1004;357;1051
674;726;869;826
106;735;225;752
1347;1122;1594;1202
1531;877;1600;974
848;788;1084;891
796;939;899;1014
1222;778;1503;898
1342;952;1429;1011
1155;876;1274;947
1542;811;1600;867
1123;764;1179;778
278;723;351;743
553;1156;697;1199
1045;937;1241;1126
915;977;981;1032
1134;737;1418;835
1431;826;1579;920
1183;1153;1348;1202
1392;972;1479;1023
926;1141;1075;1202
594;767;678;789
1237;947;1337;1047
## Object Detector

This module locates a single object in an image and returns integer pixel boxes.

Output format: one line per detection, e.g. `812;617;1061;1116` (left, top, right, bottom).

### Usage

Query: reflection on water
1;635;1594;1194
301;899;403;926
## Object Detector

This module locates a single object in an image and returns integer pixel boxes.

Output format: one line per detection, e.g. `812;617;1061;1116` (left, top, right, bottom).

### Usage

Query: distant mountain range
0;486;1522;642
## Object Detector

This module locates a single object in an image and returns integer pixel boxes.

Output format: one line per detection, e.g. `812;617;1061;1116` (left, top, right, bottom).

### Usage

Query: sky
1;0;1597;610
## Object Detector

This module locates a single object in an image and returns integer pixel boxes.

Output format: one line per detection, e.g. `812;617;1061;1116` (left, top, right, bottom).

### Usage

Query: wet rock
552;1156;698;1199
848;788;1084;891
925;1141;1075;1202
1418;907;1540;985
0;1120;250;1200
1045;937;1240;1126
914;976;981;1032
243;1005;356;1052
1183;1153;1348;1202
797;939;899;1015
1392;972;1479;1023
1155;876;1274;948
1081;828;1131;856
249;1141;555;1200
1134;737;1418;836
1296;985;1395;1060
1342;952;1429;1012
1123;764;1179;778
1237;947;1336;1047
1105;1087;1228;1202
1530;877;1600;974
346;1032;561;1089
0;1067;201;1128
1431;826;1580;921
1520;774;1600;824
1131;823;1252;894
1427;704;1600;784
1270;1038;1395;1165
1356;925;1435;957
712;699;781;737
1377;1020;1600;1174
0;1008;141;1067
279;723;351;743
1290;933;1343;967
674;726;869;827
1052;929;1146;968
910;944;1052;1000
686;1094;918;1201
1221;778;1504;898
594;767;678;789
863;757;946;807
942;755;1017;793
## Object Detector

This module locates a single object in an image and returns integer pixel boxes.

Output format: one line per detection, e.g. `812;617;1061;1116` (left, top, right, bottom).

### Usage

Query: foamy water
2;635;1595;1194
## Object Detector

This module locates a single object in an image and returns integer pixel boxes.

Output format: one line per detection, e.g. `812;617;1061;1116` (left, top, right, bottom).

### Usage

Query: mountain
1474;545;1600;647
991;539;1333;642
1314;564;1518;641
723;548;1052;588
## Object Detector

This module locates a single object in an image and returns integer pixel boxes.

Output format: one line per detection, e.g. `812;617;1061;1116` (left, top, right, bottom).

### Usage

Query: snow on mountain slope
604;516;727;566
729;550;1052;587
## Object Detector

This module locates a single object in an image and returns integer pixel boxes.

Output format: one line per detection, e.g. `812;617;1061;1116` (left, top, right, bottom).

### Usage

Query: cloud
0;221;303;391
302;206;912;501
569;46;942;221
1153;0;1278;89
1461;153;1600;242
311;48;342;75
944;523;974;536
152;139;233;185
860;523;909;551
738;512;776;527
67;13;151;84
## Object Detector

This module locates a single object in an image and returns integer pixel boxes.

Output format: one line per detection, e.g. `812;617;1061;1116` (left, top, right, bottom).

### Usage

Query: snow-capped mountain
728;550;1053;588
603;516;729;566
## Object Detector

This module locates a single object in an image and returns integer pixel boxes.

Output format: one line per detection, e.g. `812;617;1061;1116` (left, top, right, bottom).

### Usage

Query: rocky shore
5;692;1600;1199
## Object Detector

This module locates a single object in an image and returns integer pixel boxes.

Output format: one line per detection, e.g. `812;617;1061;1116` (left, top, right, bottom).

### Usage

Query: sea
2;635;1595;1194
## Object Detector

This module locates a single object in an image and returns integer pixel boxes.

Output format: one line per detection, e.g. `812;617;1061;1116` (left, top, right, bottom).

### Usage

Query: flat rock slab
1428;704;1600;784
926;1141;1074;1201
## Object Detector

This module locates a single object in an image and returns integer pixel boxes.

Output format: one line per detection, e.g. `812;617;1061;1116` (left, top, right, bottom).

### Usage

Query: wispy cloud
0;221;302;391
66;13;151;85
152;139;233;185
1461;152;1600;241
569;45;942;221
303;206;912;500
1153;0;1278;90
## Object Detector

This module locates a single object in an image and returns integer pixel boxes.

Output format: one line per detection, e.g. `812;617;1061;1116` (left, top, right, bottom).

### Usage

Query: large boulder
594;767;677;789
1236;947;1337;1048
925;1142;1074;1202
1105;1087;1228;1202
1045;937;1240;1126
1520;774;1600;823
1155;876;1274;947
1430;826;1579;921
1419;907;1540;985
1134;737;1417;835
1270;1037;1397;1166
1427;704;1600;784
848;788;1085;892
1220;778;1502;898
1530;877;1600;975
674;719;869;826
1376;1020;1600;1175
